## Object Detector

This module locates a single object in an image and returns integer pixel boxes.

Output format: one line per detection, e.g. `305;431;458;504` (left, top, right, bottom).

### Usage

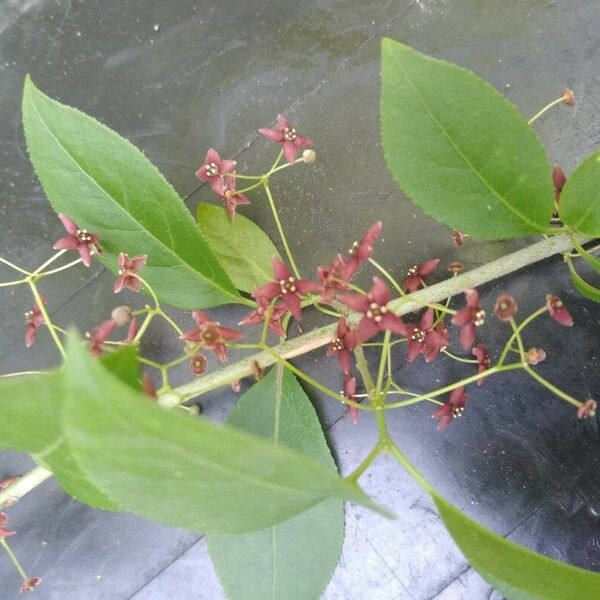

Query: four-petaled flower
253;258;320;321
0;512;15;538
451;288;486;350
86;319;116;356
181;311;242;363
327;317;357;375
472;342;491;386
402;259;440;293
432;387;468;430
218;175;250;220
195;148;236;195
406;308;449;363
53;214;101;267
545;294;573;327
341;375;359;423
340;277;409;343
114;253;147;294
24;300;45;348
20;577;42;593
345;222;382;279
493;294;518;322
259;115;313;164
239;302;289;338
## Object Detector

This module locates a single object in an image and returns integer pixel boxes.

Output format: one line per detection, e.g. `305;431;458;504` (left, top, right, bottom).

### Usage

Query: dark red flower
340;277;409;343
545;294;573;327
181;311;242;363
432;387;468;430
259;115;313;164
239;302;289;338
195;148;236;195
402;259;440;293
114;253;147;293
406;308;449;363
86;319;116;356
317;254;354;302
341;375;359;424
493;294;518;321
24;300;45;348
20;577;42;593
577;399;597;419
53;214;101;267
345;222;382;279
253;258;320;321
190;353;207;376
451;288;486;350
218;175;251;220
327;317;357;375
472;342;491;386
0;512;15;538
553;165;566;194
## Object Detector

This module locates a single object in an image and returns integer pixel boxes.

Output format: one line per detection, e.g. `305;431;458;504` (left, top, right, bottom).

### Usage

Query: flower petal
407;339;422;362
420;308;435;331
370;277;390;305
58;213;78;234
283;141;297;163
459;323;476;350
53;235;79;250
418;259;440;277
259;127;284;142
272;257;291;281
282;293;302;321
356;317;379;343
339;293;369;313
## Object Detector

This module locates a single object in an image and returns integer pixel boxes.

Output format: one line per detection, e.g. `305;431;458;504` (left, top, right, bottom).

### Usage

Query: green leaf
566;258;600;303
197;203;280;293
0;372;117;509
207;367;344;600
433;491;600;599
62;335;387;534
559;152;600;235
571;238;600;275
22;76;244;309
380;39;554;239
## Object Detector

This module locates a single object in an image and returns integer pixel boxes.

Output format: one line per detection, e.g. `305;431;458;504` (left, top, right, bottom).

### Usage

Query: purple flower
472;342;491;386
327;317;357;375
24;300;45;348
253;258;320;321
451;288;486;350
402;259;440;293
406;308;449;362
195;148;236;195
345;222;382;279
259;115;313;163
239;302;289;338
86;319;116;356
53;214;101;267
114;253;147;294
219;176;251;220
545;294;573;327
181;311;242;363
317;254;354;302
432;387;468;430
340;277;409;343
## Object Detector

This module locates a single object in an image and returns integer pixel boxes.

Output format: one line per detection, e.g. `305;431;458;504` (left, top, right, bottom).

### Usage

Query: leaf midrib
24;84;237;300
388;47;543;232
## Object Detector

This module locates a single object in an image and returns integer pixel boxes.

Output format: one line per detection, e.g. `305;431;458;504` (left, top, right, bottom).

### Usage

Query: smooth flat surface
0;0;599;598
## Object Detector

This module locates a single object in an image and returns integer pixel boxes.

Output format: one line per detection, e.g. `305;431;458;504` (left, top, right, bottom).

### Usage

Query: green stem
368;258;405;296
524;365;583;409
263;181;300;278
37;257;84;277
0;539;28;582
498;307;547;365
441;349;478;364
0;256;30;276
346;441;385;482
28;280;66;359
527;95;567;125
388;441;433;493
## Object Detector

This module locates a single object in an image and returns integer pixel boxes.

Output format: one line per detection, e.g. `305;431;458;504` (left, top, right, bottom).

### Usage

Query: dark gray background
1;0;599;598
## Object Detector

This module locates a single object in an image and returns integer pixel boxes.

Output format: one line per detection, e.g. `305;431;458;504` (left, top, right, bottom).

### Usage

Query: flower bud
494;294;518;321
447;261;464;274
525;347;546;365
561;88;576;106
577;399;597;419
452;229;466;247
552;165;567;192
20;577;42;593
111;305;132;327
190;353;207;376
302;149;317;164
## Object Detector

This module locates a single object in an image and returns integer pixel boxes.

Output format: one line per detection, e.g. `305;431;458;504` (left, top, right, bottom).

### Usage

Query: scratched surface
0;0;599;598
